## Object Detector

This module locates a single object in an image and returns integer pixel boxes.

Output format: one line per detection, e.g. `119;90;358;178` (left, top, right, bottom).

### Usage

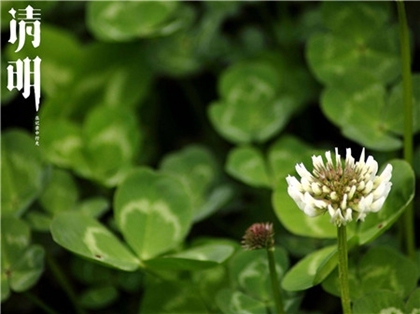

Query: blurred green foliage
1;1;419;314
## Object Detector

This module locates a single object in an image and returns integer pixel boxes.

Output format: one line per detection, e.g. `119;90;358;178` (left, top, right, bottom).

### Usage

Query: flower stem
396;0;416;261
337;225;351;314
46;253;86;314
24;291;59;314
266;247;285;314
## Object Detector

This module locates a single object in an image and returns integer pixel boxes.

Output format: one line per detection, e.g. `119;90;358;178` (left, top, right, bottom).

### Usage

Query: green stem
337;225;351;314
266;247;285;314
46;254;86;314
24;291;59;314
396;0;416;261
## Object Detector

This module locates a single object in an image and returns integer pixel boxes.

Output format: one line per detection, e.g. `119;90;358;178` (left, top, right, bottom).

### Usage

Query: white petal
359;148;366;163
383;182;392;198
340;194;348;210
373;182;386;199
328;205;336;217
357;211;367;221
365;156;378;178
302;193;323;216
303;204;319;217
344;208;353;222
335;147;341;166
303;192;316;205
301;177;312;192
286;175;300;185
312;155;324;170
296;163;313;180
330;191;338;201
364;180;373;194
345;148;355;168
325;151;333;167
286;176;303;192
287;186;305;210
370;196;386;212
349;185;356;199
310;183;321;195
313;198;328;209
379;164;393;183
329;207;345;226
359;194;373;212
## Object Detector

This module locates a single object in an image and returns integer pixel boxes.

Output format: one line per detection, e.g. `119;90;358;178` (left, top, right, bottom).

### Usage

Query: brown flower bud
242;222;274;250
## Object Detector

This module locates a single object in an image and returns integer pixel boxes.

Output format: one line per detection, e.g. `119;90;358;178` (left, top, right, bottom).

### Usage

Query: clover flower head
286;148;392;226
242;222;274;250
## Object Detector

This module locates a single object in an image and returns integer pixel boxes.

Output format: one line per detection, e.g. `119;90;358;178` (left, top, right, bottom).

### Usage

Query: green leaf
386;74;420;135
140;279;209;314
216;288;267;314
1;129;45;217
208;60;294;144
9;245;44;292
357;160;415;245
358;247;418;299
226;146;271;188
83;106;141;186
282;245;336;291
39;168;79;214
219;61;280;103
40;120;84;169
1;217;44;299
40;42;153;122
160;145;217;198
41;106;142;187
230;248;288;302
50;212;139;271
192;265;230;313
70;256;113;285
159;145;227;221
268;135;320;185
74;42;153;110
76;197;109;218
114;168;193;260
353;290;405;314
406;288;420;314
195;184;234;222
115;270;143;293
321;72;402;151
322;247;418;300
1;264;9;302
321;2;390;43
79;285;119;310
273;179;337;238
209;98;293;145
87;2;188;42
145;29;202;77
144;243;235;271
307;25;400;86
24;211;52;232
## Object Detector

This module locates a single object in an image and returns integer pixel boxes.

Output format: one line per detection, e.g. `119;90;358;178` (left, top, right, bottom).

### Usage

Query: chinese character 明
7;57;42;111
8;5;41;53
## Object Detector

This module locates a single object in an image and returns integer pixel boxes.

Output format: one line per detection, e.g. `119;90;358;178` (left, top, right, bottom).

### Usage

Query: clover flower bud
242;222;274;250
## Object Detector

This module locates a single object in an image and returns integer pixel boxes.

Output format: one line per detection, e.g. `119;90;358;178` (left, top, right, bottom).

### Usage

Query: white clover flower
286;148;392;226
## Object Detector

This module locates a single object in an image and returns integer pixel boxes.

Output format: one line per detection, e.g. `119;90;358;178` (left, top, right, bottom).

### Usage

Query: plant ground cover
1;1;420;314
